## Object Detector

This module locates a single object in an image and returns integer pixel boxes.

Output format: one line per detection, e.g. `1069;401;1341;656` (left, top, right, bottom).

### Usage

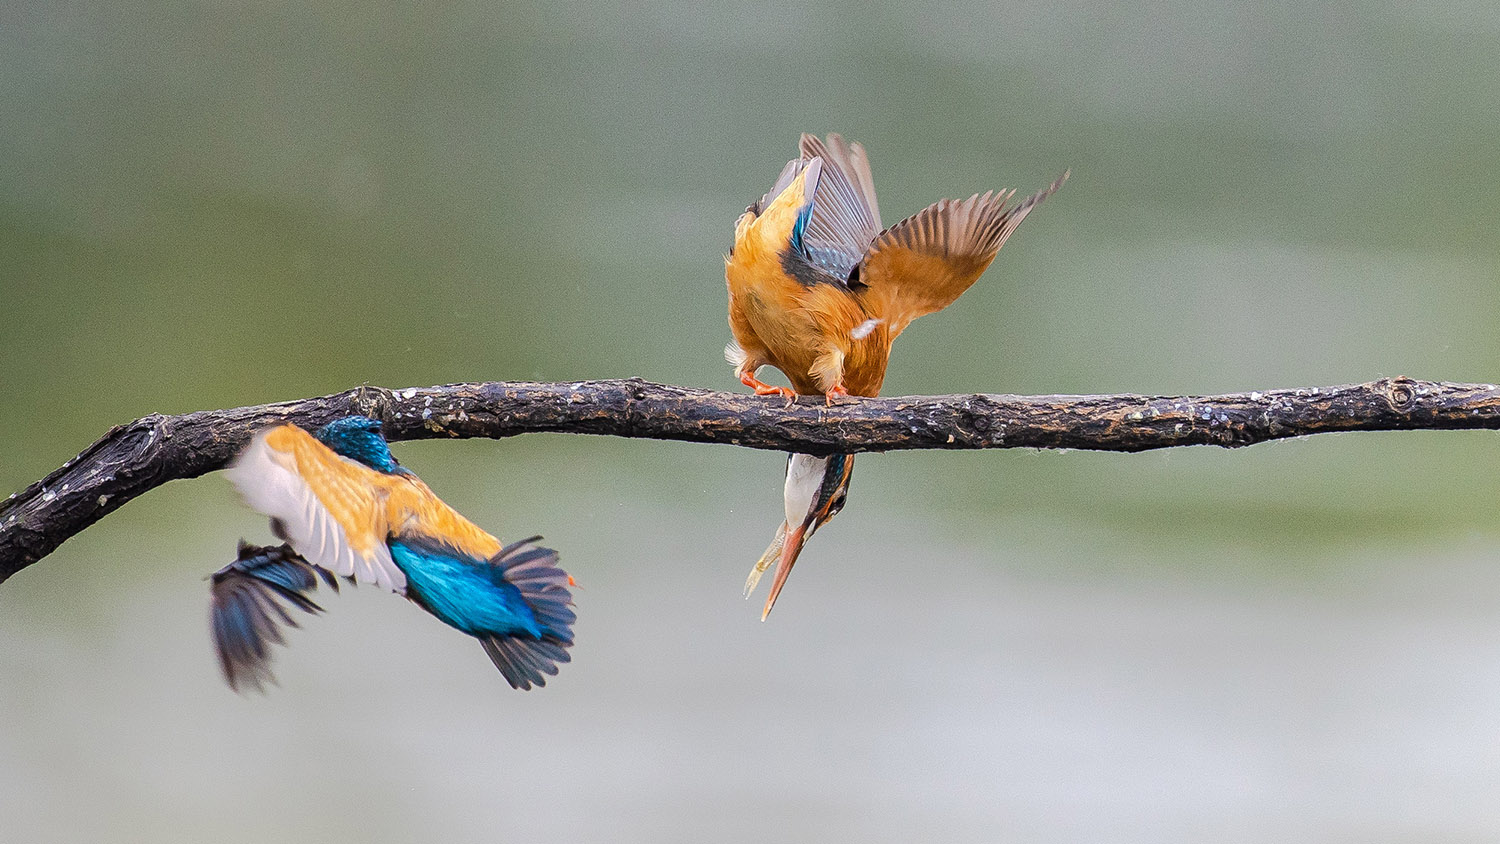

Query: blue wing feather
209;542;334;693
789;195;816;257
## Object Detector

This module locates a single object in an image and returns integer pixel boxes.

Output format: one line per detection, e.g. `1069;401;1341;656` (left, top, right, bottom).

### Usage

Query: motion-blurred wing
733;156;825;268
858;172;1066;335
227;424;407;592
209;541;339;692
385;474;505;562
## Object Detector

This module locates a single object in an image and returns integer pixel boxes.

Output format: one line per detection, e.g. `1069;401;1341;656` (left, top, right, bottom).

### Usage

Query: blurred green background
6;1;1500;841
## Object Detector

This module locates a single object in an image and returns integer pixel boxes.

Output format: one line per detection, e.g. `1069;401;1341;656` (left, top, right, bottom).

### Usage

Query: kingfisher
217;415;575;691
728;133;1064;618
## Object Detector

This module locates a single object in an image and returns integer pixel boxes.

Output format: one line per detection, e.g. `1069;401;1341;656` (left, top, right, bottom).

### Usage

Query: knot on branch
619;376;652;437
122;415;173;480
349;385;397;426
1383;377;1418;412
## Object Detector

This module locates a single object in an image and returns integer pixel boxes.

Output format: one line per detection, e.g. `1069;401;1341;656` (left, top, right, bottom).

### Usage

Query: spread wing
226;424;407;593
795;133;882;281
857;172;1066;335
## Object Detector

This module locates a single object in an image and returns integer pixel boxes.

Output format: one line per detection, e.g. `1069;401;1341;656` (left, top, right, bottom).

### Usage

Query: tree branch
4;376;1498;583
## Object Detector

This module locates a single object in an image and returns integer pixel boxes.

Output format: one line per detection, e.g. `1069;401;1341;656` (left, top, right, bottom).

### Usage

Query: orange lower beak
760;523;808;621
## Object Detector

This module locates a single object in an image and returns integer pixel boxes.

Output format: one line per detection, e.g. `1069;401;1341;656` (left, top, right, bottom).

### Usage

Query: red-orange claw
740;371;796;400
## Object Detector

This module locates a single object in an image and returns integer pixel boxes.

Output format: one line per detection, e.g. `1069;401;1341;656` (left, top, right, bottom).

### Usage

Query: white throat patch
783;453;830;528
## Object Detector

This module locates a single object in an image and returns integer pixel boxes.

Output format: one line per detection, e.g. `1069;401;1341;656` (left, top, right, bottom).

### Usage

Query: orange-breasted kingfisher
727;133;1065;619
216;415;575;691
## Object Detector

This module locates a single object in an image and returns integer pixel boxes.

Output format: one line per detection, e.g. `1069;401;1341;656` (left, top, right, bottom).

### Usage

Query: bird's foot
824;384;851;406
740;371;798;402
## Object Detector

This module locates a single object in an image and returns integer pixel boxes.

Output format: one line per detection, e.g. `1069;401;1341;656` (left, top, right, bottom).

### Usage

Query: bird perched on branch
728;133;1064;618
217;415;575;691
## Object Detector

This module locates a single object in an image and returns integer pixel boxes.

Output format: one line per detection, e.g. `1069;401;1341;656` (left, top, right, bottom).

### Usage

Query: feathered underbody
216;416;575;691
728;133;1064;617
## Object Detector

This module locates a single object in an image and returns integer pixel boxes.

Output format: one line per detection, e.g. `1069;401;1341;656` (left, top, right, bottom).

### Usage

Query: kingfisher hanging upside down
728;133;1065;618
216;416;575;691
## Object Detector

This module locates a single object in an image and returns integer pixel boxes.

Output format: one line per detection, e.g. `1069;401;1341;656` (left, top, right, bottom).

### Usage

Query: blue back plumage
314;416;402;474
390;539;544;639
389;536;575;690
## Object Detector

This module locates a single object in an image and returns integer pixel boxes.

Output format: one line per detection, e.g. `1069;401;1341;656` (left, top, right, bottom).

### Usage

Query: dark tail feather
209;542;333;693
479;538;576;690
480;635;570;690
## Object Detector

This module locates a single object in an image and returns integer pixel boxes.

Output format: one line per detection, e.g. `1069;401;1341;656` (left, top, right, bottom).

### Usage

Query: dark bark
4;376;1498;583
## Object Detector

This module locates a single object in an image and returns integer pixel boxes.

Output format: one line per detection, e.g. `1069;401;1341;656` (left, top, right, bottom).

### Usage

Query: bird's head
314;416;402;474
760;452;853;619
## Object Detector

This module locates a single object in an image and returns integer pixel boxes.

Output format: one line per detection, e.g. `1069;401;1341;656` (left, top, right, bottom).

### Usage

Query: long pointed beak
760;522;809;621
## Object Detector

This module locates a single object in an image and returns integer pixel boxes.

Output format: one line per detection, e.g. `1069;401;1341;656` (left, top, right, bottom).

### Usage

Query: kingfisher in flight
215;416;575;691
728;133;1064;618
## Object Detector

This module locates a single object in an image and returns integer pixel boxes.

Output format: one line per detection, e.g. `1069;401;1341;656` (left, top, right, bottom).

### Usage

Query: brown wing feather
858;172;1066;335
